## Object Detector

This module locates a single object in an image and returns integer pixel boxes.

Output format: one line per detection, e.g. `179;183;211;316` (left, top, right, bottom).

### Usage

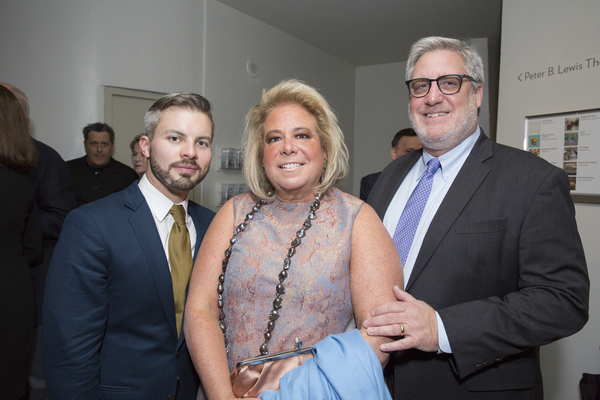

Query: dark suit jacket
31;139;76;325
43;182;215;400
359;171;381;201
368;132;589;400
0;166;43;398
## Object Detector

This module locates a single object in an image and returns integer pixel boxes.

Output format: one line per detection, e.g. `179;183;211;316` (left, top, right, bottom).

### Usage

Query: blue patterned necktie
393;158;441;268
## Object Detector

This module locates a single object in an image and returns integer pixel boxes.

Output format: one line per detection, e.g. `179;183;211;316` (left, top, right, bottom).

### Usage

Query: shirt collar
138;174;189;222
421;126;481;181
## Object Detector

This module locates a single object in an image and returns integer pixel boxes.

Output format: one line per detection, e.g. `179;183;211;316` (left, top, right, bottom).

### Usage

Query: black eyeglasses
405;74;478;98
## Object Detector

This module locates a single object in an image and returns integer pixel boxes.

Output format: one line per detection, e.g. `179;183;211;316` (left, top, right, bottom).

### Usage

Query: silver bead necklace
217;192;324;356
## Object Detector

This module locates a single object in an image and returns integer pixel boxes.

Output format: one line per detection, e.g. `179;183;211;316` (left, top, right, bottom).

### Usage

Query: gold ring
399;323;405;336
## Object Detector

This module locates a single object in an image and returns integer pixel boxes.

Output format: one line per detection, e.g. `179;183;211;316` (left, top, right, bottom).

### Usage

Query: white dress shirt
383;127;481;353
138;174;197;271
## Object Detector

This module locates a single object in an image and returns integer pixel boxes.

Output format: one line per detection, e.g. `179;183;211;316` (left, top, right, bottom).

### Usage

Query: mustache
169;160;200;170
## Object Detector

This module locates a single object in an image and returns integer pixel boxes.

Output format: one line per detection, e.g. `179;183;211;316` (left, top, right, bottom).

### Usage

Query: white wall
0;0;206;159
354;61;409;193
498;1;600;398
202;0;356;209
0;0;355;211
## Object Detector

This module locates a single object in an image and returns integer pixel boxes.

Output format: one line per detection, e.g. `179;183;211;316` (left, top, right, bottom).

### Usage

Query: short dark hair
83;122;115;142
391;128;417;148
0;85;38;171
144;92;215;140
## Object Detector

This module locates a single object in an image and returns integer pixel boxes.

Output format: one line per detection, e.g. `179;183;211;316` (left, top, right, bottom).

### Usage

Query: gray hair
405;36;484;93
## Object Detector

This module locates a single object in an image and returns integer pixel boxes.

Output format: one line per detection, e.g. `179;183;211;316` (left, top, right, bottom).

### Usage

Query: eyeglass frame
405;74;478;98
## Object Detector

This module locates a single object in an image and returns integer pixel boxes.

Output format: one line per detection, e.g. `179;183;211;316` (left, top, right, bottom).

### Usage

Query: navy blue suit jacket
359;171;381;201
43;182;215;400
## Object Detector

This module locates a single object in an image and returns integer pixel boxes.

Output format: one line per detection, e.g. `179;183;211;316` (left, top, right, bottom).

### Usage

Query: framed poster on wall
524;108;600;204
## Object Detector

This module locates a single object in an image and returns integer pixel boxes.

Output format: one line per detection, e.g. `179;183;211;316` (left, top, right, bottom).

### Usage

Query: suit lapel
124;185;179;340
406;134;494;290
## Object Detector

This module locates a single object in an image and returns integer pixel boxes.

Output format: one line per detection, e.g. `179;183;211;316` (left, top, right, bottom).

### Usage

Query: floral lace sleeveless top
223;188;363;371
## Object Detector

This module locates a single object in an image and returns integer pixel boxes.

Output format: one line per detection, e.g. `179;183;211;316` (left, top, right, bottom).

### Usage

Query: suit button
475;361;491;370
167;395;175;400
176;351;180;358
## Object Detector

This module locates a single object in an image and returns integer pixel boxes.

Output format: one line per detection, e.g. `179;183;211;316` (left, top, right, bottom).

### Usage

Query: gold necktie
168;204;193;337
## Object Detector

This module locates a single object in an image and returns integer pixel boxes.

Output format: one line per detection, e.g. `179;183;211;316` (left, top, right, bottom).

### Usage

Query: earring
262;166;274;196
320;158;328;182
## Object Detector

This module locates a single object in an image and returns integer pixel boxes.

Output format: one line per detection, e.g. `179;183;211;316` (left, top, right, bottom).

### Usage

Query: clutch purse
230;338;314;398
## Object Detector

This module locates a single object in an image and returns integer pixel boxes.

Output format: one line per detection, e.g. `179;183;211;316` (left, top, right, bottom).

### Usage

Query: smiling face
131;141;148;176
139;107;212;203
262;103;327;203
408;50;482;157
84;131;114;168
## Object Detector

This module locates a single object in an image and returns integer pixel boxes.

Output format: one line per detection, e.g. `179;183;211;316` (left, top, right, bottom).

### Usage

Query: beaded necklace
217;192;324;356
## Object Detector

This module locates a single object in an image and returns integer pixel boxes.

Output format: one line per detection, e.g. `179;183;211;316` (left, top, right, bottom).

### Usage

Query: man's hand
363;286;439;352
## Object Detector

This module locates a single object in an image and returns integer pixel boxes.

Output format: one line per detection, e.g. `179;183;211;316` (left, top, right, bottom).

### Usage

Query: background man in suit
67;122;139;207
1;82;77;400
364;36;589;399
359;128;421;200
43;92;216;400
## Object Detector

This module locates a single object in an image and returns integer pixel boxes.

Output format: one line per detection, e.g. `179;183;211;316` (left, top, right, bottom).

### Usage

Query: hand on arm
364;286;439;352
349;203;403;366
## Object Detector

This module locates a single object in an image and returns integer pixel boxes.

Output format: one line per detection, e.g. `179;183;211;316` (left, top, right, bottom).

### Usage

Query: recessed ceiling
216;0;502;67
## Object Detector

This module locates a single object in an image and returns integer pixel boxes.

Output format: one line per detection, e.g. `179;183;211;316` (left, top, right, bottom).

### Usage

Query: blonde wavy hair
242;79;348;200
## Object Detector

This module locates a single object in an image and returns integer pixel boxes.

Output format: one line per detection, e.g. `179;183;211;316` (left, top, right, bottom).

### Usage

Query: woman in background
0;85;43;400
130;133;148;177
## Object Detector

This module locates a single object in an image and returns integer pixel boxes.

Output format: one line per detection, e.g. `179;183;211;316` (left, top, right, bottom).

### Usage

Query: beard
409;94;479;152
148;151;208;192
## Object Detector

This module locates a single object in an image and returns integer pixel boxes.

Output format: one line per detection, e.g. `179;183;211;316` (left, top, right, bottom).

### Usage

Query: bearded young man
43;93;216;400
364;36;589;399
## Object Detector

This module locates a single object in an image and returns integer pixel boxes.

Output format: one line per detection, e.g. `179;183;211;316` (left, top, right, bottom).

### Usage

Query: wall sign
525;108;600;204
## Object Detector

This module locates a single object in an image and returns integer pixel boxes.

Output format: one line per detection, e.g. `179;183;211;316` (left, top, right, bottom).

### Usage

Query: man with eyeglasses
364;36;589;399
